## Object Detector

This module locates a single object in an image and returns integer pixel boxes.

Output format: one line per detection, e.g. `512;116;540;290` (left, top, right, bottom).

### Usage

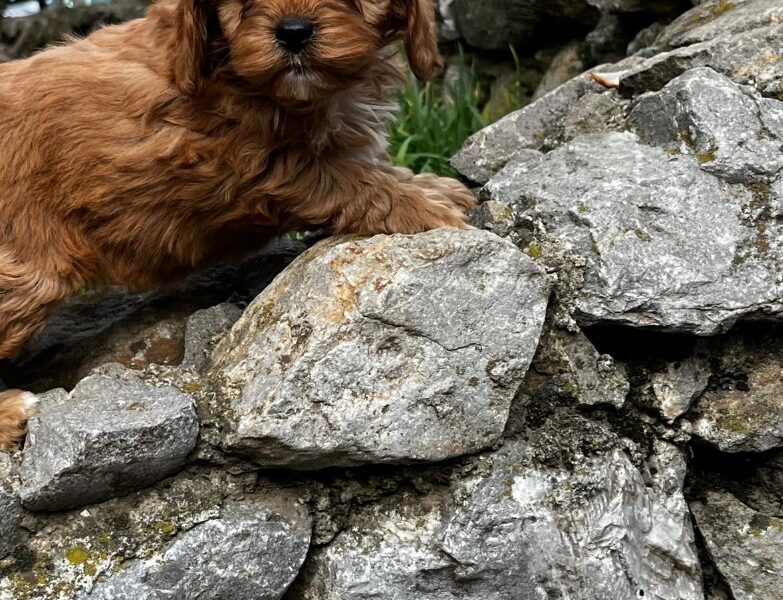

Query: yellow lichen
526;242;542;260
64;547;90;566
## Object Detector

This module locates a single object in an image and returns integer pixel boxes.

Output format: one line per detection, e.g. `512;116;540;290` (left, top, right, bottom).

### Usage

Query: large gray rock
691;490;783;600
292;424;702;599
20;370;199;511
484;130;783;334
0;469;307;600
85;500;311;600
211;230;552;469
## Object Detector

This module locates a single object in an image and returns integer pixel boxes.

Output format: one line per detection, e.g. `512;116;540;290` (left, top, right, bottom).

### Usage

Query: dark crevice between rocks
690;510;736;600
685;440;783;600
583;323;698;365
687;440;783;518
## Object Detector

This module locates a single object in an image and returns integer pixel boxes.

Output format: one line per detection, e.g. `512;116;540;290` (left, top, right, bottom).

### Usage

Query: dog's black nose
275;18;315;54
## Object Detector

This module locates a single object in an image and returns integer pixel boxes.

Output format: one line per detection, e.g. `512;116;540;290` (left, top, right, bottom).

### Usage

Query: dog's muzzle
276;17;315;54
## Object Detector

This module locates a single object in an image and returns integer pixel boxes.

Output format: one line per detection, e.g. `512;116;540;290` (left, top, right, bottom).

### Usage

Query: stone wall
2;1;783;599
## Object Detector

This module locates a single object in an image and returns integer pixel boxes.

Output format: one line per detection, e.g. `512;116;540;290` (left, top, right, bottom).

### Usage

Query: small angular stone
651;355;711;423
20;370;199;511
630;67;783;184
181;303;243;371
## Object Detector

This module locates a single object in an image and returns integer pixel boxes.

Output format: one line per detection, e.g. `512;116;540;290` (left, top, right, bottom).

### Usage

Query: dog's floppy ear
392;0;443;82
172;0;213;95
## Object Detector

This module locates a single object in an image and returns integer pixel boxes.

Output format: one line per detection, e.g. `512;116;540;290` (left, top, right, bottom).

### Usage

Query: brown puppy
0;0;476;448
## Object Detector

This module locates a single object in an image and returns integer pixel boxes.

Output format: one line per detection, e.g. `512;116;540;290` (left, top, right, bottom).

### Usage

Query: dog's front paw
413;173;478;214
0;391;39;451
387;184;473;234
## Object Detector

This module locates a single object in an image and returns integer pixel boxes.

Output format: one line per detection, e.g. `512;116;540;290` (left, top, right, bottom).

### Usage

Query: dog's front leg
0;253;67;449
327;164;477;235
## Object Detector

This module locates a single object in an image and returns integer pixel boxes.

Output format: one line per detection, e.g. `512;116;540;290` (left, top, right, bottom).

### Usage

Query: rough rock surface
691;329;783;452
620;22;783;97
291;416;702;600
211;230;551;468
20;370;199;511
485;130;783;334
0;469;309;600
630;67;783;184
85;500;311;600
655;0;783;50
0;483;21;559
691;490;783;600
181;303;243;372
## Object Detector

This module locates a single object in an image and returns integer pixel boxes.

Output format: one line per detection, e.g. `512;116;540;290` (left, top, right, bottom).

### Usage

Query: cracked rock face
211;230;551;469
20;370;199;511
655;0;783;49
292;419;702;600
85;500;311;600
534;328;629;408
484;128;783;334
691;489;783;600
620;22;783;97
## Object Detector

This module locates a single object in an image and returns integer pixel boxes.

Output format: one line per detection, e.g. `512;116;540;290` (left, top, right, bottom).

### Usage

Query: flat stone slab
211;229;552;469
20;370;199;511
